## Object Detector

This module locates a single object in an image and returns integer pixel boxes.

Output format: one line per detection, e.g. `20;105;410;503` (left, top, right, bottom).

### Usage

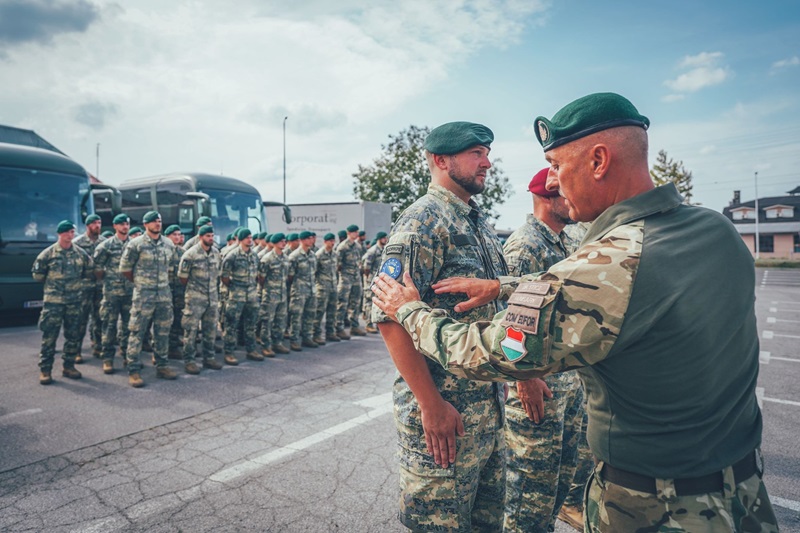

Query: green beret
299;230;314;239
198;225;214;236
164;224;181;236
286;233;298;242
142;211;161;224
237;228;252;240
324;232;335;241
358;230;365;237
338;230;347;239
196;216;212;226
101;230;114;238
534;92;649;152
264;233;272;242
226;233;234;241
113;213;130;225
56;220;76;233
129;226;143;236
85;214;101;225
376;231;387;239
424;121;493;155
259;232;268;240
346;224;359;233
270;232;286;243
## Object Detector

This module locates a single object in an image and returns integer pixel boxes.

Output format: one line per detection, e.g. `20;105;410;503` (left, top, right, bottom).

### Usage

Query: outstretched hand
431;277;501;313
372;272;422;321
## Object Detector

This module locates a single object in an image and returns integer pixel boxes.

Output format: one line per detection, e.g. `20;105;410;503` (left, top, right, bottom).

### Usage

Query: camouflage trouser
287;288;315;342
503;380;584;532
78;283;104;350
126;298;173;373
564;407;593;510
169;290;185;353
313;285;337;338
362;277;374;323
38;301;82;370
258;296;287;350
224;298;257;353
100;293;132;362
335;276;361;330
396;401;505;532
182;298;218;363
585;454;779;532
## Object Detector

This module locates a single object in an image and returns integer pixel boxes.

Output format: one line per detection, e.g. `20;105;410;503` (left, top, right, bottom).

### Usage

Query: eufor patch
380;258;403;279
500;327;527;362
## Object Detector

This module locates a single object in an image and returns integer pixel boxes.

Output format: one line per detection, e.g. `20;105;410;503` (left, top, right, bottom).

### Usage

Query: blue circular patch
380;258;403;279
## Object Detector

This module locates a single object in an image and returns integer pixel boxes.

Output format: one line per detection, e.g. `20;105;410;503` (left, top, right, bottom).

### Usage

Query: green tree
650;149;695;204
353;125;512;222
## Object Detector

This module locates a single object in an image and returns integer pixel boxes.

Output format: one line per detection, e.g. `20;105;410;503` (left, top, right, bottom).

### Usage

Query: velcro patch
515;281;551;295
502;305;540;334
507;292;545;308
384;244;404;256
452;234;478;246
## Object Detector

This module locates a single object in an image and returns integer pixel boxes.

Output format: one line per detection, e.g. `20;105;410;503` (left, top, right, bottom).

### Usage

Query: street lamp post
96;142;100;179
754;171;760;259
283;116;288;204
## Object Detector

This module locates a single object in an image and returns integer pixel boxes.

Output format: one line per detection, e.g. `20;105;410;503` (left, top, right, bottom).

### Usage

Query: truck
264;201;392;246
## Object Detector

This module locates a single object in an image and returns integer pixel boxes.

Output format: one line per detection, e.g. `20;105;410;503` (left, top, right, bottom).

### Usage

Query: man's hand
431;277;500;313
517;378;552;423
420;398;465;468
372;272;421;321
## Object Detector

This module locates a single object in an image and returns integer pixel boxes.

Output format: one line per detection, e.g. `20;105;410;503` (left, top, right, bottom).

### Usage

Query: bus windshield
0;167;89;242
203;188;263;240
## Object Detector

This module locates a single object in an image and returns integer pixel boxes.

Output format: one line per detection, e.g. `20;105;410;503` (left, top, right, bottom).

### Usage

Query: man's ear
590;144;610;181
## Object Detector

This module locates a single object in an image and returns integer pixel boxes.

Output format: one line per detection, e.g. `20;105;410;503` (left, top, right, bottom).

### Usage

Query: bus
117;172;291;244
0;142;95;314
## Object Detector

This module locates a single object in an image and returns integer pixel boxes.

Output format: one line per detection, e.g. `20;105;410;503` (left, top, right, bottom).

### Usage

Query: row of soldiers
32;212;389;388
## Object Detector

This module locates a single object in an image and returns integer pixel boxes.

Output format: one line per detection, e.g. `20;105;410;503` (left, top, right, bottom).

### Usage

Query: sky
1;0;799;231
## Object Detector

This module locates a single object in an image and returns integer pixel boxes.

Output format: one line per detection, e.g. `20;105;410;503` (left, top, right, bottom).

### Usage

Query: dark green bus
0;143;94;314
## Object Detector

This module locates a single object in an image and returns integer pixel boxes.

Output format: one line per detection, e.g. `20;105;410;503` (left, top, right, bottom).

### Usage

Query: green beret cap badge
56;220;76;234
142;211;161;224
424;121;494;155
113;213;130;225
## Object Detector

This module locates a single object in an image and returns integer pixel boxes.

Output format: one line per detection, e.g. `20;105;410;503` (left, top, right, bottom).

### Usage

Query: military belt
599;450;758;496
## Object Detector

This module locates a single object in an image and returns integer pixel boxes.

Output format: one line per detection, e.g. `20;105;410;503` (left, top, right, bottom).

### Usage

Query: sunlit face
545;143;594;222
447;145;492;195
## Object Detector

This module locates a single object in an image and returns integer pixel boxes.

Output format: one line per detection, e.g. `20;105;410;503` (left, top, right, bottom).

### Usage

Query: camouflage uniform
73;232;106;354
502;214;586;532
221;245;259;354
32;242;94;370
360;242;383;323
93;235;133;362
120;234;177;372
168;244;186;355
335;238;362;332
312;246;338;340
373;184;508;532
393;185;778;532
286;246;317;344
258;249;289;351
178;243;221;363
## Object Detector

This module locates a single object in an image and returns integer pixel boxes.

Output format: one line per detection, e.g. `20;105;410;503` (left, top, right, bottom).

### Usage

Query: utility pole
754;171;760;259
283;116;288;204
96;142;100;179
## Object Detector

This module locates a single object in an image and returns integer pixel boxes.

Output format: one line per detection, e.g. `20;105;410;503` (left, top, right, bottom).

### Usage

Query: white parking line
768;308;800;313
772;356;800;363
766;317;800;324
764;396;800;407
0;408;43;423
773;496;800;512
759;351;770;364
770;301;800;305
763;331;774;339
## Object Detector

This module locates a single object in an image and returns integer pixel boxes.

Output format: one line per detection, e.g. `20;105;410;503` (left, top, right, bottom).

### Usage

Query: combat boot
557;505;583;532
74;354;84;364
103;360;114;375
203;359;223;370
129;373;144;388
337;329;351;340
301;339;319;348
351;327;367;336
272;344;290;355
366;324;379;334
312;337;326;346
184;362;201;375
326;334;341;342
290;342;303;352
261;347;275;358
156;366;178;380
62;366;82;379
246;351;264;361
39;371;53;385
224;353;239;365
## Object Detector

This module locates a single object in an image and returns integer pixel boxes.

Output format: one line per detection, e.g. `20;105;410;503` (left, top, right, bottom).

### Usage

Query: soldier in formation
164;225;186;358
286;231;318;350
258;232;290;356
73;213;106;361
335;224;366;339
312;233;338;344
361;231;387;334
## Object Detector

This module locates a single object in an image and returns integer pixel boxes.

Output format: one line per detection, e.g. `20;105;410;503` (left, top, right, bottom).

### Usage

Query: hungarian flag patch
500;327;527;362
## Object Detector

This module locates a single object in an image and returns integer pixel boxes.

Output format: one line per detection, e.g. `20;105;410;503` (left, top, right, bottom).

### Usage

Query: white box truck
265;201;392;247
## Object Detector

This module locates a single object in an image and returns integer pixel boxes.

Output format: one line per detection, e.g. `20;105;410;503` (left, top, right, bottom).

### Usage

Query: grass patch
754;259;800;268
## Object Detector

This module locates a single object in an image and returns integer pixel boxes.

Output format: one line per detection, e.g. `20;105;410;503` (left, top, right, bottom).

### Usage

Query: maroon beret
528;167;560;198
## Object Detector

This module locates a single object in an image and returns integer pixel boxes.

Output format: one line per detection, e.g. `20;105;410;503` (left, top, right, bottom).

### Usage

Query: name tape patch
516;281;551;295
507;293;545;308
503;305;540;334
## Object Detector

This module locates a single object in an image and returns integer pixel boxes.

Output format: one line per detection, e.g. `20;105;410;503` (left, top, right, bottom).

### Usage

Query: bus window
204;188;262;240
121;187;152;224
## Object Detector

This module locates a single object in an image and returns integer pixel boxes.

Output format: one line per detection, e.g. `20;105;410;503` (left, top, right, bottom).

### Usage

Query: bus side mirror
263;201;292;223
187;192;211;217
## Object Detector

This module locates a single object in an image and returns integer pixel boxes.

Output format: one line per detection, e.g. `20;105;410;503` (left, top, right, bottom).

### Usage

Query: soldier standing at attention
312;233;339;345
93;214;134;375
128;226;143;239
337;230;347;247
182;216;213;251
286;230;318;351
372;122;508;531
501;168;587;533
32;220;94;384
164;225;186;359
372;93;779;532
220;228;263;363
73;213;106;362
258;233;290;356
361;231;387;334
335;224;366;339
120;211;179;388
179;225;223;374
285;233;300;254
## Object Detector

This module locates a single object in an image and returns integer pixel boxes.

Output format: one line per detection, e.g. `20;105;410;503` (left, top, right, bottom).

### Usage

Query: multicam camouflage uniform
393;185;779;533
373;183;509;532
178;242;221;364
120;234;177;372
313;246;337;340
258;249;289;351
335;238;362;332
168;244;186;355
287;246;317;344
32;242;94;371
73;232;106;354
360;241;383;323
93;235;133;362
221;245;259;354
502;214;585;532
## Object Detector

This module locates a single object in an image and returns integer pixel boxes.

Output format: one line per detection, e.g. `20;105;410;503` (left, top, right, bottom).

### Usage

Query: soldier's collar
527;214;561;245
428;184;479;217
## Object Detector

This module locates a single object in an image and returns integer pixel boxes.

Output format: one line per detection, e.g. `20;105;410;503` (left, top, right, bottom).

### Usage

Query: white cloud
678;51;724;69
664;51;730;95
662;94;685;103
771;56;800;71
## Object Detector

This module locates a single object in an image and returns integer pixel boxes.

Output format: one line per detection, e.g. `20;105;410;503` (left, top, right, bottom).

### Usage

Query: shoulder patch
384;244;404;256
500;327;528;362
380;258;402;279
